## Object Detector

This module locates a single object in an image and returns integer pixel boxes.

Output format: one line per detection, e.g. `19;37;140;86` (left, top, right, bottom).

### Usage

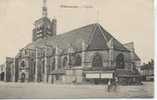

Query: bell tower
32;0;57;41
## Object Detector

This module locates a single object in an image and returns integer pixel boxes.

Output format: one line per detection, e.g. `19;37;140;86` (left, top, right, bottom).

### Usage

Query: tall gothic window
42;60;45;73
75;55;82;66
63;56;68;68
92;53;103;67
51;58;55;71
116;53;125;68
69;54;75;66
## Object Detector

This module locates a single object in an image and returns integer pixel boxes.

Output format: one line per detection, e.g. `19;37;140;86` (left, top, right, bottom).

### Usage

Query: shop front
83;70;114;84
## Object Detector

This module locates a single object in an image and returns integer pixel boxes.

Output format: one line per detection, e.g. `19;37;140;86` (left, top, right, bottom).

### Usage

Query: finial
42;0;47;17
43;0;47;7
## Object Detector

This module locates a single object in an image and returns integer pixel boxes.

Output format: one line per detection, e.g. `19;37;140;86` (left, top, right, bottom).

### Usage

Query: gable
87;27;109;50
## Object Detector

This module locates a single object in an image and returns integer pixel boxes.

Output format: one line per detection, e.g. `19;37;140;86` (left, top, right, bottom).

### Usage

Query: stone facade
3;41;140;84
2;0;141;85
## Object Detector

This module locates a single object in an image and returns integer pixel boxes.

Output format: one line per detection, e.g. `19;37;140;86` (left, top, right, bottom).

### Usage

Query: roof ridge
86;24;99;46
97;24;130;51
58;23;98;36
96;23;108;42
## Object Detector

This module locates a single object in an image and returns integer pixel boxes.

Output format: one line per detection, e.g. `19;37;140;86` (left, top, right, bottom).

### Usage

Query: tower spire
42;0;47;17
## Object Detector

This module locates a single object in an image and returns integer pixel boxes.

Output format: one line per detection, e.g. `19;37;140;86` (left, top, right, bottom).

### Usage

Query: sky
0;0;154;64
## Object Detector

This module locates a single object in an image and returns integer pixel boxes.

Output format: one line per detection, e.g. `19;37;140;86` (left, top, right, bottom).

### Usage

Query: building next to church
0;64;5;81
139;60;154;81
1;0;141;85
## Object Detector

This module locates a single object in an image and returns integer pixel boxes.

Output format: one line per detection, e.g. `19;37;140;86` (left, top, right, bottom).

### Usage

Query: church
3;0;141;85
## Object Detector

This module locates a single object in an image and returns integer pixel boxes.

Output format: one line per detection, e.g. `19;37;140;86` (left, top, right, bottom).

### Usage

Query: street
0;82;154;99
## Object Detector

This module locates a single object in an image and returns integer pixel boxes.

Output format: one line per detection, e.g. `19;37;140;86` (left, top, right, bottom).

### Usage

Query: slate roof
25;23;129;53
133;53;141;61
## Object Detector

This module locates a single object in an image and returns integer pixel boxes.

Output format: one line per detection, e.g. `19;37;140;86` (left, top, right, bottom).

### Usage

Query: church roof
133;53;141;61
25;23;129;53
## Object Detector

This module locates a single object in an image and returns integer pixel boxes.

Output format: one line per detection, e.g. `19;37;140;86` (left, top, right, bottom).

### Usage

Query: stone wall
13;46;134;83
58;49;132;69
62;69;83;84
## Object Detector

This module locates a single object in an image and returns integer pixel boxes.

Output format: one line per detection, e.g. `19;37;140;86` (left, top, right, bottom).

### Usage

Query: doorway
0;72;4;81
21;73;25;82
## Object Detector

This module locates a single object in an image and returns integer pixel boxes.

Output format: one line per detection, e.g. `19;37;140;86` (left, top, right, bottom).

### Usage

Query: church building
3;0;141;85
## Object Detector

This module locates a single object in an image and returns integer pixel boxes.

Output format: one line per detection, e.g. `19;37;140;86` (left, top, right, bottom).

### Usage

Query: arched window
63;56;68;67
92;53;103;67
116;53;125;68
69;54;76;66
21;61;26;68
75;55;82;66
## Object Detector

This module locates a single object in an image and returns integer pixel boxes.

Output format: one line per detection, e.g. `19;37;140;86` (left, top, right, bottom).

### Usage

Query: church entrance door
21;73;25;82
0;72;4;81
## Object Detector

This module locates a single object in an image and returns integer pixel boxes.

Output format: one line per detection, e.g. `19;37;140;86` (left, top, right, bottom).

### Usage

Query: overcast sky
0;0;154;64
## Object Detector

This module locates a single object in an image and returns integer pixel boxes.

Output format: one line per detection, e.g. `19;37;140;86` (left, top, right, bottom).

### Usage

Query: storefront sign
100;73;113;79
85;73;99;78
85;72;113;79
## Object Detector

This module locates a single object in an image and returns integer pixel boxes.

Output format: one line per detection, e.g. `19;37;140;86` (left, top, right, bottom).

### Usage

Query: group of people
107;77;118;92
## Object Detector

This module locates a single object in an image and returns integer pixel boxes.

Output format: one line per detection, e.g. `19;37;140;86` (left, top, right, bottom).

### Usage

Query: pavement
0;81;154;99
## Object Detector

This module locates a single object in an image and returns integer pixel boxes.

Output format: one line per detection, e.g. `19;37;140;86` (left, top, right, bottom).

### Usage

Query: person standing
114;77;118;92
107;79;111;92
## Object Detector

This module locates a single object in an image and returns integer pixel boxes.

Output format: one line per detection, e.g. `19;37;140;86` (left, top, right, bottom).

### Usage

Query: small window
21;61;26;67
24;50;27;55
63;56;68;67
